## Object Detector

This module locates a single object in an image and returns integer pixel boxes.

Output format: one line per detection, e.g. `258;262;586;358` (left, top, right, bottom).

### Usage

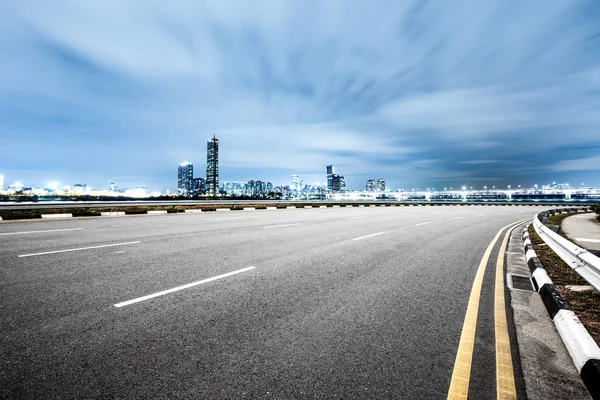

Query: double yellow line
447;219;528;400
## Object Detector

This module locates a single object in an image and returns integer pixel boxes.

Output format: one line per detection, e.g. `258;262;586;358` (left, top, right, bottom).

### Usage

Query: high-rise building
178;162;194;195
332;174;346;192
326;165;334;190
366;179;376;192
291;174;301;191
191;177;205;195
376;178;386;192
206;135;219;195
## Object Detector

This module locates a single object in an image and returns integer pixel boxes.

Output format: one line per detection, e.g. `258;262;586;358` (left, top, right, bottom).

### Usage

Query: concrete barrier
101;212;125;217
147;210;167;215
41;213;72;219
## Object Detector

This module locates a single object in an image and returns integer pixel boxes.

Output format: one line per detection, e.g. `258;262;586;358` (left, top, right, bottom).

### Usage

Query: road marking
447;219;527;400
416;221;431;226
206;217;245;221
113;251;125;254
451;217;463;220
18;241;141;258
0;228;83;236
495;226;518;400
575;237;600;243
263;223;300;229
352;232;384;241
114;266;256;308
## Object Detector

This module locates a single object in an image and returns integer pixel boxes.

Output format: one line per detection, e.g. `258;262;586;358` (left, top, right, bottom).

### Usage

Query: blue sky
1;0;600;191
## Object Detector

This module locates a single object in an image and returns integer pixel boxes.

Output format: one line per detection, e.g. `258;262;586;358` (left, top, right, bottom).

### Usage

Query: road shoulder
507;224;590;400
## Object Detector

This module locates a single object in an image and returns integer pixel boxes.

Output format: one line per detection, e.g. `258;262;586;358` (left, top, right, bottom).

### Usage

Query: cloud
1;1;600;190
552;155;600;172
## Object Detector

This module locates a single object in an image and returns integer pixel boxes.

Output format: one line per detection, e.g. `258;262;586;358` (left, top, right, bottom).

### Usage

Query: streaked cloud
1;0;599;190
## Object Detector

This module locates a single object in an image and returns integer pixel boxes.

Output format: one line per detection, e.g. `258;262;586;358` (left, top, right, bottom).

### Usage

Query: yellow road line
495;226;518;400
447;219;527;400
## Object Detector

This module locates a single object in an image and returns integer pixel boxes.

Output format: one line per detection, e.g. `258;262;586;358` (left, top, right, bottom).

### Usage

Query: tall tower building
366;179;376;192
206;135;219;195
376;178;386;192
326;165;334;191
178;162;194;194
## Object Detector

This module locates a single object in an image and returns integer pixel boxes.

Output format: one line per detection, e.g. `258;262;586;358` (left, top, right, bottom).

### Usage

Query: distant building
191;177;205;195
0;174;4;191
366;179;376;192
178;162;194;195
291;175;301;191
266;182;273;193
73;184;87;194
376;178;386;192
326;165;334;191
206;135;219;195
332;174;346;192
109;182;118;192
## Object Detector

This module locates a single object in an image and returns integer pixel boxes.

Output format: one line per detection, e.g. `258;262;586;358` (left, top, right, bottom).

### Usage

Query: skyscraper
326;165;334;190
366;179;376;192
332;174;346;192
178;162;193;195
376;178;386;192
206;135;219;195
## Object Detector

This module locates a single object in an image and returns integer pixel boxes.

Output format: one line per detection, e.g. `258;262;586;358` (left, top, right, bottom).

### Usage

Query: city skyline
2;2;600;191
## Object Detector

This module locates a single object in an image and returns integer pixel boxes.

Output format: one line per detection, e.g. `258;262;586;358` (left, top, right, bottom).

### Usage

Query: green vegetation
528;224;599;345
528;224;587;285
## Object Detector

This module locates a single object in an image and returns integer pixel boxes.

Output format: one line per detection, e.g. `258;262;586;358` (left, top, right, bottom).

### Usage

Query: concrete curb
101;212;125;217
243;207;256;211
41;213;72;219
147;210;167;215
521;226;600;399
184;209;203;213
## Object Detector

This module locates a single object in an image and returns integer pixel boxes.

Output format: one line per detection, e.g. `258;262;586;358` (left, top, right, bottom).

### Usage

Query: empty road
1;205;544;399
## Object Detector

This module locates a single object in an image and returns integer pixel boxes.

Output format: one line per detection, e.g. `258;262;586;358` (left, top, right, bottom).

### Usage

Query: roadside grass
562;289;600;344
547;212;579;227
528;224;599;345
528;224;588;285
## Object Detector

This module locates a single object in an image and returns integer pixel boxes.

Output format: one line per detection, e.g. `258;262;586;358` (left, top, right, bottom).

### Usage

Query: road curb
41;213;73;219
101;212;126;217
521;225;600;399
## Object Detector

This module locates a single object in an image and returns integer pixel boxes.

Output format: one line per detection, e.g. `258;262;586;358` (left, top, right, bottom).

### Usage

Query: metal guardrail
533;208;600;292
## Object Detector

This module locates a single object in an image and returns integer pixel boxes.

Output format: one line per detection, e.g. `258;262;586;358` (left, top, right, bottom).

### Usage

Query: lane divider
18;241;142;258
494;225;518;399
352;232;384;241
447;218;527;400
263;223;300;229
114;266;256;308
0;228;83;236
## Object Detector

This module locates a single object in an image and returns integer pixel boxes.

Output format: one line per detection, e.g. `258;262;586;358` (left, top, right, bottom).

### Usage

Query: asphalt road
1;205;546;399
